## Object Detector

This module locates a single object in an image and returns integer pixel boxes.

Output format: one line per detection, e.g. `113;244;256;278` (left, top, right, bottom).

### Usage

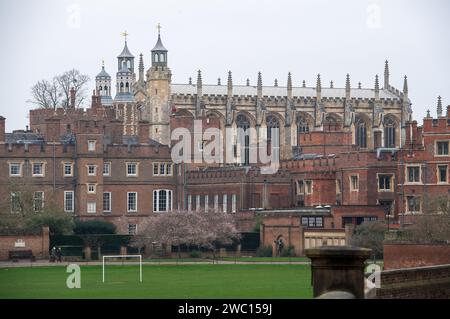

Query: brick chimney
138;120;150;144
106;120;123;144
91;90;102;109
0;116;5;142
70;87;76;108
44;117;61;142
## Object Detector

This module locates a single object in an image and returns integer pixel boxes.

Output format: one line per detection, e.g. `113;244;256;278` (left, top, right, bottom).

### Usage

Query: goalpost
102;255;142;283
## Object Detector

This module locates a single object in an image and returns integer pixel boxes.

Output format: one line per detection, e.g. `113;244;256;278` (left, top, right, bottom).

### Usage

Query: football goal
102;255;142;283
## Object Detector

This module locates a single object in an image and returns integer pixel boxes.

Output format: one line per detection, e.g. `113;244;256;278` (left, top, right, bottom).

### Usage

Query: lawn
0;264;312;299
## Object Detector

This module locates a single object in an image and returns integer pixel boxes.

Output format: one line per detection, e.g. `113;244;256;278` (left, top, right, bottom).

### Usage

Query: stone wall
0;227;49;260
376;264;450;299
384;243;450;270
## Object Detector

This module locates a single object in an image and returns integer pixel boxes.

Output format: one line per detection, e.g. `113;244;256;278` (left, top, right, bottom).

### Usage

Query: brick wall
376;264;450;299
0;227;49;260
384;243;450;270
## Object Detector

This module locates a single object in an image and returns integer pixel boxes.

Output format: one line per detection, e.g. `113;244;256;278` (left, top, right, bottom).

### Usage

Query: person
50;246;56;262
56;247;62;262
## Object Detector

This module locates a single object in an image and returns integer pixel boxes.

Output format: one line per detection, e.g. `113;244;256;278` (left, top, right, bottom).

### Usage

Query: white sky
0;0;449;132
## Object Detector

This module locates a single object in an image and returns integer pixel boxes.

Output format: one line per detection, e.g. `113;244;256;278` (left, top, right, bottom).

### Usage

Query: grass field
0;264;312;299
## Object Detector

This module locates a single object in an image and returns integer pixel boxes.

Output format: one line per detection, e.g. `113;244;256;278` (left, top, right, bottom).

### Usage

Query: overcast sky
0;0;449;131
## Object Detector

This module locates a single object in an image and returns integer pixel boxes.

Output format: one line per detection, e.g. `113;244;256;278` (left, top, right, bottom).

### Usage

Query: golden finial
156;23;161;35
121;30;129;41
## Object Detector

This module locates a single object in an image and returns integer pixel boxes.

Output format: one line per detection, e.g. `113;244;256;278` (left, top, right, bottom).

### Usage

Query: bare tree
404;194;450;243
133;210;240;258
350;221;386;259
28;69;90;109
56;69;90;108
28;79;61;109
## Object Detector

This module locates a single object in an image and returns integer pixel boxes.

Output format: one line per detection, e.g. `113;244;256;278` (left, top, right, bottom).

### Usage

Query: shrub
256;245;273;257
189;250;201;258
280;245;296;257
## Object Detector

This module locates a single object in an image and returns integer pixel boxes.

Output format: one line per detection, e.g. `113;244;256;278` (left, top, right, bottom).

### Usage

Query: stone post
120;246;127;255
236;244;241;258
84;246;92;260
42;226;50;258
305;246;371;299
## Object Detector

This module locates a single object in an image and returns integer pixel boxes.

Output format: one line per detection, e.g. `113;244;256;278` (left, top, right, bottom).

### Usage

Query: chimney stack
44;117;61;142
70;87;76;108
0;116;5;143
91;90;102;109
106;120;123;144
138;120;150;144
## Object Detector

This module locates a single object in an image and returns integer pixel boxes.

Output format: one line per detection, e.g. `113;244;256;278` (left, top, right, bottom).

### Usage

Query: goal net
102;255;142;283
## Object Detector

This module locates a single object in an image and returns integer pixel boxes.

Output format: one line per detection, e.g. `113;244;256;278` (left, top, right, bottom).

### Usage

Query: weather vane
121;30;128;41
156;23;161;35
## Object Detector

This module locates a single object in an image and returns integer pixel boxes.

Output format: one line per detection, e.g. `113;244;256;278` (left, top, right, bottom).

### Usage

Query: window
336;180;342;194
196;195;200;211
126;163;138;176
297;180;312;195
103;162;111;176
87;165;96;176
231;194;237;213
127;192;137;212
103;192;111;213
9;163;22;176
301;216;323;228
205;195;209;212
153;163;173;176
63;163;73;176
355;117;367;148
379;200;394;217
87;184;96;194
214;194;219;211
436;141;449;156
32;162;44;176
128;224;137;235
438;165;448;183
11;192;20;213
153;190;172;212
384;117;396;147
297;115;310;134
87;201;96;214
88;140;96;151
64;191;74;212
406;196;421;213
350;175;359;191
34;191;44;212
223;194;227;213
407;166;421;183
378;174;393;191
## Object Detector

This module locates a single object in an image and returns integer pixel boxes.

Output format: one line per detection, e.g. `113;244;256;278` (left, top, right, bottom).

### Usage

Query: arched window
154;53;159;62
120;82;124;93
160;54;165;62
266;115;280;156
297;115;310;134
355;116;367;148
127;60;131;69
324;114;341;131
266;115;280;140
236;114;251;165
104;85;108;95
384;117;396;147
125;82;129;92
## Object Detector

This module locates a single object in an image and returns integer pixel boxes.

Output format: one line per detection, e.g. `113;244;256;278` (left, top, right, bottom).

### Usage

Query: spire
287;72;292;99
330;80;334;88
118;31;134;58
197;70;202;94
302;80;306;88
246;78;250;86
188;77;192;85
358;82;361;89
403;75;408;95
374;74;380;100
151;24;168;67
274;79;278;87
316;74;321;93
217;78;221;85
437;96;443;117
345;74;351;98
426;109;431;118
138;53;144;82
384;60;390;89
316;74;322;100
257;72;262;98
227;71;233;96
